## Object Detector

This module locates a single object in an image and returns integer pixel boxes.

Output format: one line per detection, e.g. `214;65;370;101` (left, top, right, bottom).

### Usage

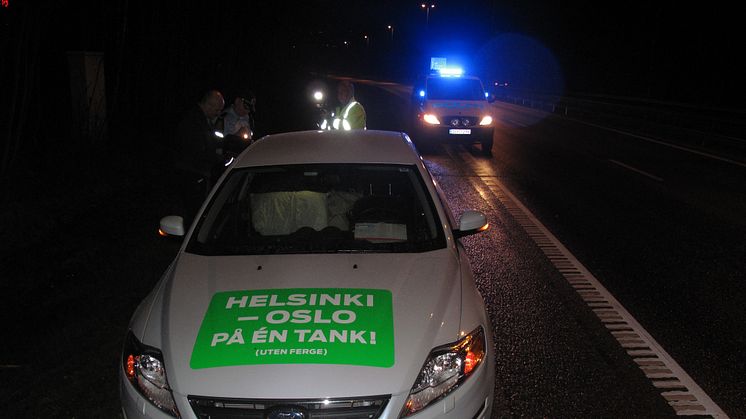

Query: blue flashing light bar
438;67;463;77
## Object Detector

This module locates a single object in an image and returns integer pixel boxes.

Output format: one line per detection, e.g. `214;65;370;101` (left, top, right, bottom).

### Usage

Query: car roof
234;130;421;168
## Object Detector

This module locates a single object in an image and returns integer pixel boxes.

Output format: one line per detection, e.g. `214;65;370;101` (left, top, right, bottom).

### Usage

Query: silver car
120;130;495;418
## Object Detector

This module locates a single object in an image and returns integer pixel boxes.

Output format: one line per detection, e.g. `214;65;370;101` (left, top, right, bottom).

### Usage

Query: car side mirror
453;210;489;238
159;215;185;237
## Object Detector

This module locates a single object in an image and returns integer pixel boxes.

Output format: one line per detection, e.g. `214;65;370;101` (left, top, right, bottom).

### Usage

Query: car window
187;164;447;255
426;77;485;101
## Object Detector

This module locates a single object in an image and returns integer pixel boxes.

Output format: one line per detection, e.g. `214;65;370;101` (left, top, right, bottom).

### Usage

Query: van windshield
427;77;485;101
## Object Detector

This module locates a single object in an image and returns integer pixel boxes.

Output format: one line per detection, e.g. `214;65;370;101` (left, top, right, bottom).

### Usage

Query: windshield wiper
189;237;442;256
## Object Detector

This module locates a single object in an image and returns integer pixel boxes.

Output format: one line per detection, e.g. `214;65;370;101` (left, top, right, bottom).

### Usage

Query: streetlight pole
421;3;435;24
387;25;394;41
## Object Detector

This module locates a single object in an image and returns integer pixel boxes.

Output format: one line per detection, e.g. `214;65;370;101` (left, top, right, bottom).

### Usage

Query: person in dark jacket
174;89;225;224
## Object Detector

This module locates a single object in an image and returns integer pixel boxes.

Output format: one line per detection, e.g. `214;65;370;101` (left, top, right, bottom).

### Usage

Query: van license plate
449;129;471;135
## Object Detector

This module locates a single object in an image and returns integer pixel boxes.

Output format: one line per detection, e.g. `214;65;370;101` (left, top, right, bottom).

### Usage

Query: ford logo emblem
266;406;307;419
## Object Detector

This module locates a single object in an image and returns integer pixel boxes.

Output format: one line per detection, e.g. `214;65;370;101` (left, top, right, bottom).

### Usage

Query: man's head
233;97;249;116
337;80;354;105
233;92;255;116
199;90;225;119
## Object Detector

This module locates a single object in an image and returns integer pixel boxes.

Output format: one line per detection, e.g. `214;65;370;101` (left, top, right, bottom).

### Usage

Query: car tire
481;140;493;156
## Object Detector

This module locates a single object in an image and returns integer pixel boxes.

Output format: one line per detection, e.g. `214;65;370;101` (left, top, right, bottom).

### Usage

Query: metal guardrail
495;90;746;159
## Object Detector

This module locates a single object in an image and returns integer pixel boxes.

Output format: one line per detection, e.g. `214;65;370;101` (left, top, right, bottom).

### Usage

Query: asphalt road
482;100;746;418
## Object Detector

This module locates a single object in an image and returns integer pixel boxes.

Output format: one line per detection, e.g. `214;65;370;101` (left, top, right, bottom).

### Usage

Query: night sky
4;1;743;99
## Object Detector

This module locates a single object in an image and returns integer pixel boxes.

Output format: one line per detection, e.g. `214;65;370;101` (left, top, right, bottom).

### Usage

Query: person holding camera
224;92;255;141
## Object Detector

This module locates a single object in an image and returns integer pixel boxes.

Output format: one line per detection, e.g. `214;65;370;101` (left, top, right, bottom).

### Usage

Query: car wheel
481;140;493;156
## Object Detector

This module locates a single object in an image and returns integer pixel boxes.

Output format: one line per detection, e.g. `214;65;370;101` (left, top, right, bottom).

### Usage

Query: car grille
444;115;479;127
188;395;390;419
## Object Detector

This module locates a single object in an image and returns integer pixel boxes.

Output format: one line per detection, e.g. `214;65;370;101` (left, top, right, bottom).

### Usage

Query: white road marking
572;119;746;169
453;148;729;418
609;159;664;182
504;118;527;128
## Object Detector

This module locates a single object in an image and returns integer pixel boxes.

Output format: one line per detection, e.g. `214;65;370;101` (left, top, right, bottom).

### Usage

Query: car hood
155;250;463;399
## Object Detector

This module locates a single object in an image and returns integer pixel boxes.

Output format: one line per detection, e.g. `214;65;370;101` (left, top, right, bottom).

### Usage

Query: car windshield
187;164;447;255
427;77;485;101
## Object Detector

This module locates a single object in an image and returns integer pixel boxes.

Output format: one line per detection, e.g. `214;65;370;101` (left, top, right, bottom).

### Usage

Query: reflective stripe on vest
332;101;360;130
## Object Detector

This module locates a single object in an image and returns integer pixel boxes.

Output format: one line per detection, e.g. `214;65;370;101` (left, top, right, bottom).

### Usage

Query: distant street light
364;34;369;47
421;3;435;24
387;25;394;41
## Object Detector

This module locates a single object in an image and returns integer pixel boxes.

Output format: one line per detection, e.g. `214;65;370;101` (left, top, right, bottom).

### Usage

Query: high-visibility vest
332;101;365;130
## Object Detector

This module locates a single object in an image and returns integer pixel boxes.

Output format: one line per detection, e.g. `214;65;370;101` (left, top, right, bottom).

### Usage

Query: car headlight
122;331;180;417
400;326;486;417
479;116;493;126
423;114;440;125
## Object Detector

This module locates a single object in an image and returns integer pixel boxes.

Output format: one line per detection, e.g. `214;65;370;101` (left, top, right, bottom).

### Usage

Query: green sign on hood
191;288;394;369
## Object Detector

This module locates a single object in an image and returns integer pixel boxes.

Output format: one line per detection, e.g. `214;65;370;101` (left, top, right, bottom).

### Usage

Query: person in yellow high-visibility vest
331;80;366;130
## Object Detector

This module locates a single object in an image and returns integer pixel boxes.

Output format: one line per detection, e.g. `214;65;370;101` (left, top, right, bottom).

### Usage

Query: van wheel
481;140;493;156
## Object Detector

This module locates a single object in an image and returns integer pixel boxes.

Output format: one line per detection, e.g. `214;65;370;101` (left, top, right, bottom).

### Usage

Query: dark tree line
0;1;292;181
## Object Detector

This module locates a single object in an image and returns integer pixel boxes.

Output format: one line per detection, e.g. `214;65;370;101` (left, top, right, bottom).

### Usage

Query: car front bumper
414;124;494;145
120;352;494;419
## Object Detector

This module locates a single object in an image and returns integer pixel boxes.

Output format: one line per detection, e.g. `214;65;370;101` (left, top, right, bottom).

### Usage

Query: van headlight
423;114;440;125
122;331;179;417
400;326;486;417
479;116;493;126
